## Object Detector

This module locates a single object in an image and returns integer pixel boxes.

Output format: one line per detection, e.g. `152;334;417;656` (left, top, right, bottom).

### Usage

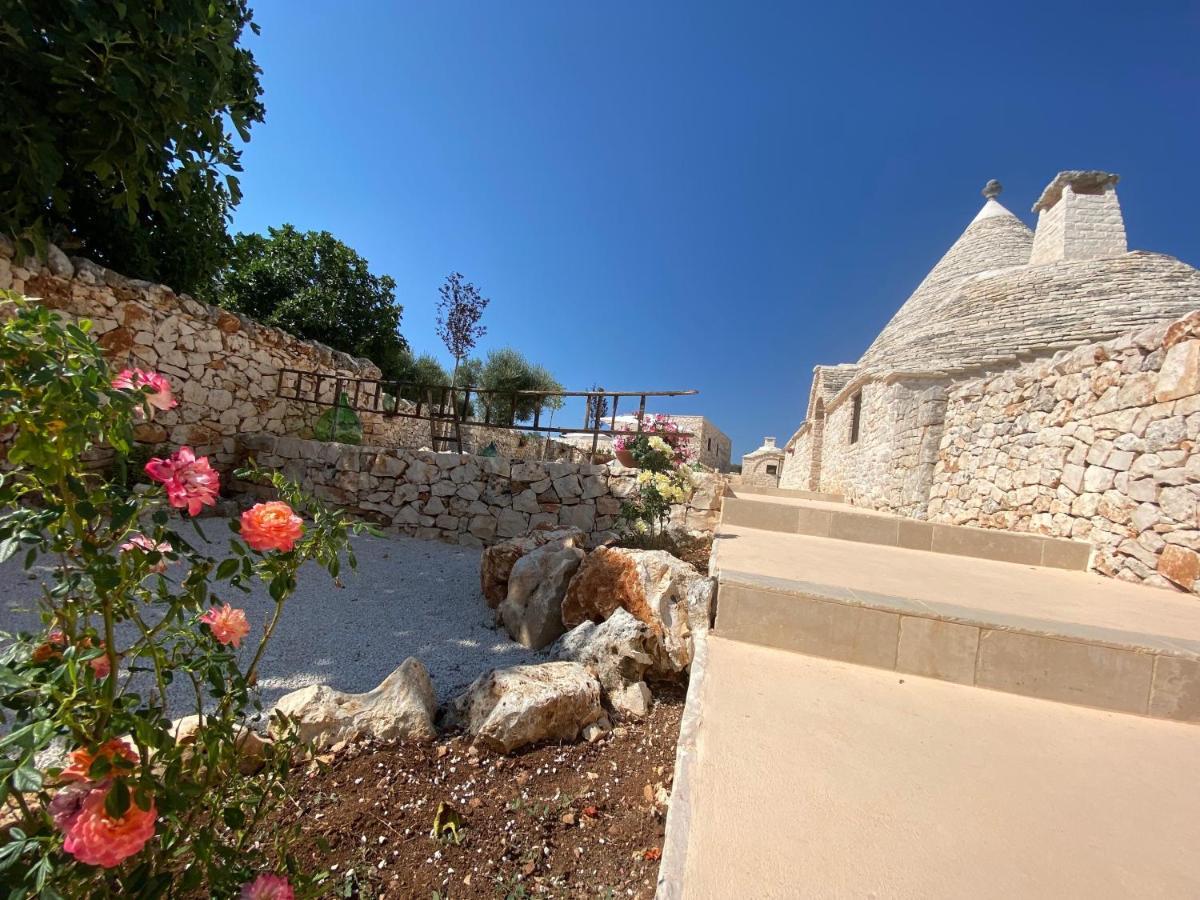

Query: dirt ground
259;684;686;899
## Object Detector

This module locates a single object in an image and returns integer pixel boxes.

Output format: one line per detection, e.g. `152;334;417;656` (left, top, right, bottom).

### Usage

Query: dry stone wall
234;434;726;547
1;238;393;467
2;240;589;467
928;310;1200;594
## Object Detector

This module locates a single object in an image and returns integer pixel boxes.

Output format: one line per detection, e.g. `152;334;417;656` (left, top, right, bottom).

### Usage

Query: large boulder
270;657;437;749
552;609;661;720
560;547;714;672
480;526;585;608
552;608;659;692
448;661;603;753
498;542;585;649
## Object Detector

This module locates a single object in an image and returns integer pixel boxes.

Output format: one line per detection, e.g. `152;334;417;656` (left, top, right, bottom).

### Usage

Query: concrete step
712;525;1200;723
728;484;844;503
721;495;1091;571
670;637;1200;899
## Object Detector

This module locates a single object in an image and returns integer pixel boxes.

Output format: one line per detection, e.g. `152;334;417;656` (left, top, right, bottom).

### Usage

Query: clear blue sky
231;1;1200;458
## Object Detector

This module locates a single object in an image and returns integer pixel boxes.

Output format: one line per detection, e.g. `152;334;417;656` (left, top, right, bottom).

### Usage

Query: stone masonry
234;434;727;547
777;170;1200;594
929;311;1200;593
1;236;391;467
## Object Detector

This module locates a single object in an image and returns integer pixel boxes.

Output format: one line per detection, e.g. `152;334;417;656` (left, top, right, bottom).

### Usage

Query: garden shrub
0;291;368;897
616;415;695;537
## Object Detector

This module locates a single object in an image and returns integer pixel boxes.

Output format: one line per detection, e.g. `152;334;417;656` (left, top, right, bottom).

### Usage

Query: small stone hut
740;437;786;488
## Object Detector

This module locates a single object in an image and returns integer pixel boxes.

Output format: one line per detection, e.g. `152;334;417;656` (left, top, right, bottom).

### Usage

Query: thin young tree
436;272;489;384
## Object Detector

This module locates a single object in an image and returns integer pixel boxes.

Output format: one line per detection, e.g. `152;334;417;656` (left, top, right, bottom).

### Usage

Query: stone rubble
480;527;585;608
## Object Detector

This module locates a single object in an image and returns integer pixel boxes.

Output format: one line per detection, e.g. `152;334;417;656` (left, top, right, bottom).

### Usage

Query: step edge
719;568;1200;660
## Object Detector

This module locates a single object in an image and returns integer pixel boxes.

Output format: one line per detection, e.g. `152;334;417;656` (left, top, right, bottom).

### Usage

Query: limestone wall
3;240;593;467
779;425;813;490
235;434;727;547
927;311;1200;593
1;239;393;467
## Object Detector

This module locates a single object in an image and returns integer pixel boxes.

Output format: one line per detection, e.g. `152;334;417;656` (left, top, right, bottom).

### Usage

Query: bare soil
258;684;685;898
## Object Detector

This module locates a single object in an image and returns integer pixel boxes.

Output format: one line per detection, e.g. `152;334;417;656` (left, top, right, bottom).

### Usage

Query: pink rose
112;368;177;418
199;604;251;649
144;446;220;516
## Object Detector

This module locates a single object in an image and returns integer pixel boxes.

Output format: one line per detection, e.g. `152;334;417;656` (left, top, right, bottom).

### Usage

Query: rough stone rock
498;542;585;649
479;527;585;608
561;547;714;672
270;657;437;749
551;608;661;695
609;681;652;720
449;662;603;753
1158;544;1200;590
171;715;270;774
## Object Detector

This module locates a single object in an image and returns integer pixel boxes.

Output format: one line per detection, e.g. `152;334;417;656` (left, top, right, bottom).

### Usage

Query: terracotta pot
615;448;638;468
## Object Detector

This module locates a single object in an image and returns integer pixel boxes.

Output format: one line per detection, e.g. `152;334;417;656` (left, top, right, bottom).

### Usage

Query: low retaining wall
929;311;1200;593
234;434;726;547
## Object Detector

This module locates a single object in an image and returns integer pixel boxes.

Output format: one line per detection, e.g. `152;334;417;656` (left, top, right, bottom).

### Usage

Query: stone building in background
776;171;1200;592
740;437;786;487
561;414;732;471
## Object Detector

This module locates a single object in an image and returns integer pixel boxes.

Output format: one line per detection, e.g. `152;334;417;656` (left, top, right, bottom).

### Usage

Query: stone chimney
763;436;777;448
1029;171;1126;265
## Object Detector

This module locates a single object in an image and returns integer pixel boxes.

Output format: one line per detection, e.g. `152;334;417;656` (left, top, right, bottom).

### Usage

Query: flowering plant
612;414;692;466
0;293;367;896
617;415;694;537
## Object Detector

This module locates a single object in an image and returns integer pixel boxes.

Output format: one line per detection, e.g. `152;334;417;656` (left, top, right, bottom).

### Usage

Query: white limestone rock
498;542;585;649
449;661;603;753
551;608;661;693
270;657;437;749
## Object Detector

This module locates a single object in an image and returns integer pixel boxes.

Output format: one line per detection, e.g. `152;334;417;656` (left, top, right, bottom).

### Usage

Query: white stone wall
928;310;1200;594
235;434;727;547
1;239;390;467
780;425;814;490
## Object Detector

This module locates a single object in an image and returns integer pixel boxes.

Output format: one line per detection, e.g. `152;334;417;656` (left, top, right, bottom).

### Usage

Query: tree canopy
217;225;409;377
0;0;265;297
474;349;564;424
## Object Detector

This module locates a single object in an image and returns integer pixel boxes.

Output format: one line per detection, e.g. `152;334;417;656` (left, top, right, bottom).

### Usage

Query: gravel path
0;524;545;719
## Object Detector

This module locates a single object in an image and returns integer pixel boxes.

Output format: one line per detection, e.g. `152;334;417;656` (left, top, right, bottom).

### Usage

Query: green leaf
216;557;239;579
11;761;42;793
222;806;245;829
105;778;131;818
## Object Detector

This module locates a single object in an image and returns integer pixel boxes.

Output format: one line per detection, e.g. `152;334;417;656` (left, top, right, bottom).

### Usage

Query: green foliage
474;348;564;425
0;0;265;298
218;224;408;377
0;292;368;895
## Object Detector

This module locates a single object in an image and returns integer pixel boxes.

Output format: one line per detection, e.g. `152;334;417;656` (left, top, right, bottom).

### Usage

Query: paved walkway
662;493;1200;897
679;636;1200;899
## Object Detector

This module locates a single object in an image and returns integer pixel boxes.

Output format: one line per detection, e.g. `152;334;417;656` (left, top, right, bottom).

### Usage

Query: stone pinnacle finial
982;179;1002;200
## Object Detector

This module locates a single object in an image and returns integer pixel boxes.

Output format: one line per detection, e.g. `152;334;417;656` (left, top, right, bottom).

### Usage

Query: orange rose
240;501;304;553
61;739;138;783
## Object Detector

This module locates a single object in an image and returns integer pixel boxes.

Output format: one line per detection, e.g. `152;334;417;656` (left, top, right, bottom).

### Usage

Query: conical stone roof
857;196;1034;370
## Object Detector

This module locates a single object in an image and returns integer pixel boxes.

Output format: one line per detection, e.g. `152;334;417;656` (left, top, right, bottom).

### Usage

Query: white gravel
0;524;546;718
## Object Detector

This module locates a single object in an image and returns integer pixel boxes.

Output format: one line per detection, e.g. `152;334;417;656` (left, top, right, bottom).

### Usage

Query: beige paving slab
679;637;1200;899
714;525;1200;655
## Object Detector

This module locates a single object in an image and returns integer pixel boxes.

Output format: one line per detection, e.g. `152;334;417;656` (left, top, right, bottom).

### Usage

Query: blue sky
231;1;1200;458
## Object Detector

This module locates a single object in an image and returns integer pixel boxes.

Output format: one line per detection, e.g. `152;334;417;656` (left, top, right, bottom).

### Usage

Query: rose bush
0;292;370;896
